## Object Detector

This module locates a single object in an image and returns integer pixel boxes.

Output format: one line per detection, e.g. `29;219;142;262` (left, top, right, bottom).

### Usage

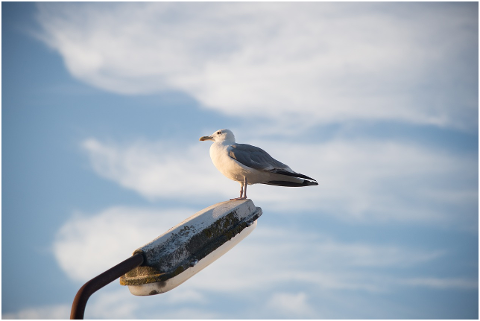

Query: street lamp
70;199;262;318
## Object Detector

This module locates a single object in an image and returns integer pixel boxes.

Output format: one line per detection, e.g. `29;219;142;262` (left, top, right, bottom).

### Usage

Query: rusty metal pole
70;252;144;319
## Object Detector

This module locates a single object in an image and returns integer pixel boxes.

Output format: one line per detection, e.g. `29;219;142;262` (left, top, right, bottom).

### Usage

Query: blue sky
2;2;478;319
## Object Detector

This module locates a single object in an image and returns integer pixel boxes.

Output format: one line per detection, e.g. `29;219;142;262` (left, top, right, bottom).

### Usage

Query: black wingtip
304;180;318;186
266;179;318;187
271;169;316;181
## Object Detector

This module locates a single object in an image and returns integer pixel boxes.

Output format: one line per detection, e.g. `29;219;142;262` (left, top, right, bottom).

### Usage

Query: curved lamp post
70;199;262;319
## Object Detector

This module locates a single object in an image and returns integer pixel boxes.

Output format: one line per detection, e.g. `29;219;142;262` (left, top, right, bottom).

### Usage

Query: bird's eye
216;131;221;135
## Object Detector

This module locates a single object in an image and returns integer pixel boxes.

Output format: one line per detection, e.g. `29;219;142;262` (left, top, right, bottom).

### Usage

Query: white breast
210;142;250;183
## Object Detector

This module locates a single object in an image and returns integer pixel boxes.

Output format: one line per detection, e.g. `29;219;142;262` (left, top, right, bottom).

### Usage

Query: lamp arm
70;252;144;319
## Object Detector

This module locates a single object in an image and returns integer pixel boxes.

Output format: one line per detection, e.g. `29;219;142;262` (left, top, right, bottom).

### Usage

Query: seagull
200;129;318;200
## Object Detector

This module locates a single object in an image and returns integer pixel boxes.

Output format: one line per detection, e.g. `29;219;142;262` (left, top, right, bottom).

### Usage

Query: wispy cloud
53;206;195;281
51;207;474;318
2;304;70;319
36;2;477;130
81;136;477;228
81;138;225;201
52;207;455;291
265;292;316;318
402;277;478;290
83;287;139;319
188;225;448;294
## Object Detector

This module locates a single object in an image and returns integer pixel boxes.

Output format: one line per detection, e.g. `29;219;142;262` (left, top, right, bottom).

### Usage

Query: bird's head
199;129;236;144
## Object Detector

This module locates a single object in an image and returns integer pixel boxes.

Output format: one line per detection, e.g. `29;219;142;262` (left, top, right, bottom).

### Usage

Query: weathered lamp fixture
71;199;262;318
120;199;262;295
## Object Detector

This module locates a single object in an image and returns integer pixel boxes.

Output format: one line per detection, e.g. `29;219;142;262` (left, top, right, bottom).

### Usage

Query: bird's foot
230;197;247;201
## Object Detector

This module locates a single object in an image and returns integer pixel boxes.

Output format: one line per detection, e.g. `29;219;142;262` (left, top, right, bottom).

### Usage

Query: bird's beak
199;135;213;141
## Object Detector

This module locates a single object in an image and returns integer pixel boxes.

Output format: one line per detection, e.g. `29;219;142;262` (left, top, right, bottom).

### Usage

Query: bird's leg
230;182;244;200
239;182;244;198
230;177;248;200
243;177;248;199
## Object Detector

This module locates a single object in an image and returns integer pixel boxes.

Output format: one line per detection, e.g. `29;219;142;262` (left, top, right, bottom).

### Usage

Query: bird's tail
265;169;318;187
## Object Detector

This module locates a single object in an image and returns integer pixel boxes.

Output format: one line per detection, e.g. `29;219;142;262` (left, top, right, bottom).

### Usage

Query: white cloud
253;138;477;226
89;286;218;319
2;304;70;319
51;206;476;318
2;286;216;319
265;292;316;318
184;225;449;294
53;206;195;281
81;136;477;228
35;2;477;130
83;286;139;319
81;138;231;201
53;207;454;293
163;288;208;305
402;277;478;290
147;306;219;319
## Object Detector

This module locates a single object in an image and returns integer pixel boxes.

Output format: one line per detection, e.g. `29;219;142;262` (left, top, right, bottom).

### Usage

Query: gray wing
228;144;318;183
227;144;292;172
